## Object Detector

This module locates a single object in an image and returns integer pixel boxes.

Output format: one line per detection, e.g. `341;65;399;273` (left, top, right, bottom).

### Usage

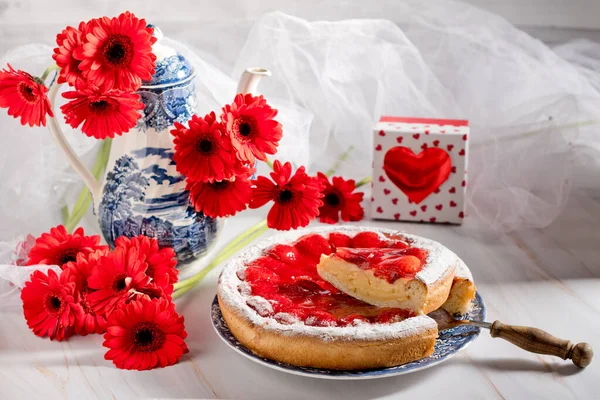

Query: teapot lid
142;24;195;87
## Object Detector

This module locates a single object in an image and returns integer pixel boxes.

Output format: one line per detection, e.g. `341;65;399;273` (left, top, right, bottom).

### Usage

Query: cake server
428;308;593;368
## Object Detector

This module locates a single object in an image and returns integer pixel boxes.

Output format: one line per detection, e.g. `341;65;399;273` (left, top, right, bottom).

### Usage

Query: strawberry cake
217;226;469;370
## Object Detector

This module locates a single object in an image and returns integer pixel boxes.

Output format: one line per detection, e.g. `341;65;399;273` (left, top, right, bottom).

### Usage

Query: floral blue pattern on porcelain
211;292;486;379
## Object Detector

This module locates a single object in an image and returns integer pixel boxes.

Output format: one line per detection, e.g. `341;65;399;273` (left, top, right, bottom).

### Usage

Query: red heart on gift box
383;146;452;204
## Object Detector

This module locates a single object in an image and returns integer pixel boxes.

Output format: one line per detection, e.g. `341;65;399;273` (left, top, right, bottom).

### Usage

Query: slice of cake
442;258;476;314
316;234;457;315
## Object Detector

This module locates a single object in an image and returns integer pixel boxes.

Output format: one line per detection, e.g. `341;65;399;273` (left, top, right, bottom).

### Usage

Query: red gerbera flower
26;225;107;268
61;85;143;139
316;173;364;224
76;12;156;91
171;112;238;182
0;64;53;127
20;269;79;341
53;21;91;88
186;168;254;218
249;160;324;230
115;235;178;294
62;250;109;335
221;93;282;163
103;297;188;370
86;246;150;316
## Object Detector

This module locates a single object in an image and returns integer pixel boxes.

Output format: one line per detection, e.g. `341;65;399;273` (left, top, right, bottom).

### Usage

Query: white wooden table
1;190;599;400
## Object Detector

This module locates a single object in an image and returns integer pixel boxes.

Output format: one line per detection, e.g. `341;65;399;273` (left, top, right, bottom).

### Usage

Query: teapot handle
47;82;102;209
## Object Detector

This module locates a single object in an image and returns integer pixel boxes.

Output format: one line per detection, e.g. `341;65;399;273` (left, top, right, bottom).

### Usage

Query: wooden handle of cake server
489;321;593;368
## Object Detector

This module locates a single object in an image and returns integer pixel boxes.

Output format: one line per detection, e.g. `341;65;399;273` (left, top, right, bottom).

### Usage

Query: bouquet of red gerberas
20;225;186;371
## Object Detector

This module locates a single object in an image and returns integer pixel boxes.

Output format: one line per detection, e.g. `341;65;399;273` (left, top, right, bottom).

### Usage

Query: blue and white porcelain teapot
47;26;270;263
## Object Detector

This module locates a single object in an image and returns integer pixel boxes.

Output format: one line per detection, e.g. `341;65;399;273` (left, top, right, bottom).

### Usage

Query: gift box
371;117;469;224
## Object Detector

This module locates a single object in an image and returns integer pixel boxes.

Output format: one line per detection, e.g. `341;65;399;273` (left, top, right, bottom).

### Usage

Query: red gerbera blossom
221;93;282;163
62;250;109;335
76;12;156;91
26;225;107;268
61;85;143;139
186;168;254;218
171;112;238;182
0;64;53;127
53;21;91;88
86;246;151;316
21;269;79;341
103;297;188;370
249;160;324;230
316;173;364;224
115;235;178;294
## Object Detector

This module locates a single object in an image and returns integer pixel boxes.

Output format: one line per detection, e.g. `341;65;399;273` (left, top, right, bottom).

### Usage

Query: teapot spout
236;68;271;95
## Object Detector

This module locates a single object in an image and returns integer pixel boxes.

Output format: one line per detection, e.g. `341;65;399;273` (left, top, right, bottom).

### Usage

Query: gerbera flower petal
186;170;254;218
77;12;156;91
0;64;53;127
103;297;188;370
53;21;92;88
249;160;324;230
60;85;143;139
317;173;364;224
221;93;283;164
171;112;238;182
20;269;79;341
26;225;107;268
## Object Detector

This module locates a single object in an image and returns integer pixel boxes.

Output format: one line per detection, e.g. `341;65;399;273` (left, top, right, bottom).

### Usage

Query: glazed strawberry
244;265;281;285
400;247;429;261
328;232;352;250
373;255;422;283
388;240;410;249
266;244;301;265
306;310;337;327
249;256;286;273
375;309;413;324
351;231;382;248
294;234;333;261
338;313;369;326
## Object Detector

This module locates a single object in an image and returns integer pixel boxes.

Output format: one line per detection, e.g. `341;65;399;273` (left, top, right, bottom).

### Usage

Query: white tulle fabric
1;3;600;280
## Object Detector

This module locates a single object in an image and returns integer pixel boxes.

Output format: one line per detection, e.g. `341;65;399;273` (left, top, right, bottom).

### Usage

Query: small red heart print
450;201;457;207
410;210;417;217
377;206;383;213
447;144;454;151
451;166;457;173
462;134;468;141
421;205;427;212
413;134;420;139
379;176;386;182
396;136;403;143
462;180;466;187
379;130;386;136
394;213;400;220
371;197;374;202
441;130;446;133
434;188;440;194
459;149;465;156
421;143;428;150
375;144;382;151
430;217;437;222
420;219;425;222
433;140;439;147
459;211;465;218
384;188;391;195
435;204;443;211
392;198;398;205
449;187;456;193
425;130;430;134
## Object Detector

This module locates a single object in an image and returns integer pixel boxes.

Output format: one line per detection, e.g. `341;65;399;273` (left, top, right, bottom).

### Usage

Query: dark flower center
210;180;230;190
89;99;117;116
18;82;38;103
102;34;134;67
233;117;256;141
132;322;165;352
113;274;128;292
45;294;63;313
325;192;341;207
196;137;216;155
57;248;79;265
277;189;294;204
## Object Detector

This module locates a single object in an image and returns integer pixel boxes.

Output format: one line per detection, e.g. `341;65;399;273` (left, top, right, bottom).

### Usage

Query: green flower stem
265;158;274;169
40;65;60;83
172;220;269;298
355;176;372;188
63;139;112;233
325;145;354;177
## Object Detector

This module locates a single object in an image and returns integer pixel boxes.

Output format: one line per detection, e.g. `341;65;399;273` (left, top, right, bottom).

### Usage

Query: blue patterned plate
211;292;486;379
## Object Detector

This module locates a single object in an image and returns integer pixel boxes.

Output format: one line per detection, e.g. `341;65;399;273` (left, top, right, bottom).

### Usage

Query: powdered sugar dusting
218;225;444;341
454;257;473;281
